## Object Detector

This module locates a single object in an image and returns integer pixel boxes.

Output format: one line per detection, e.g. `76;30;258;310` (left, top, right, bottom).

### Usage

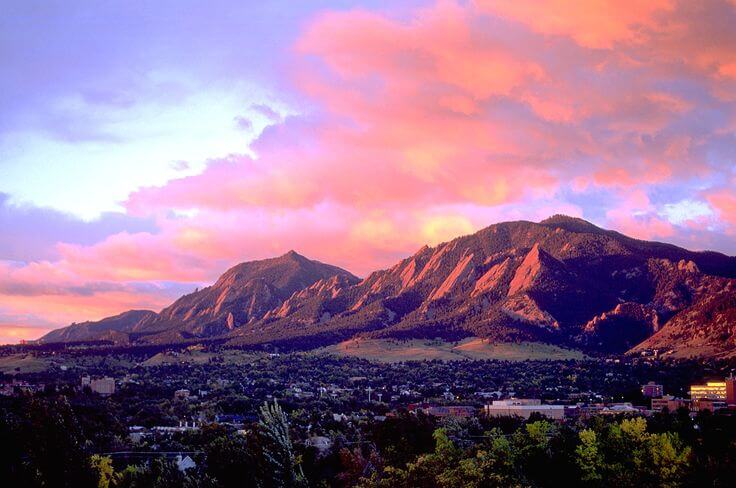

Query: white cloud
660;199;714;225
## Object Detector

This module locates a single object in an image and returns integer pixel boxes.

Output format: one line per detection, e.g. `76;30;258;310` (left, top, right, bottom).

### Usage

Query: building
651;395;677;412
90;377;115;396
305;436;333;454
484;399;565;420
599;403;642;415
690;381;727;401
152;420;200;433
693;399;727;413
427;406;475;418
407;403;476;418
176;455;196;472
215;414;254;425
652;397;690;412
174;389;190;400
128;426;150;444
641;382;664;398
727;376;736;405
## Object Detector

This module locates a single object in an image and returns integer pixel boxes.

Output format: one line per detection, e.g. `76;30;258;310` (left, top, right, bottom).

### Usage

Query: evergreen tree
258;399;307;488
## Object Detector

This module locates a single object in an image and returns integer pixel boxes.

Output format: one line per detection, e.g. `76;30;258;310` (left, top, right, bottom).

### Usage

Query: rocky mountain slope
39;310;156;344
39;251;358;344
40;216;736;358
227;216;736;357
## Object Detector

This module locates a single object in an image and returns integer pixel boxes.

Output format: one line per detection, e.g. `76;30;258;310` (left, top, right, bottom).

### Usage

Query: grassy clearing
0;353;51;374
141;348;259;367
319;337;586;362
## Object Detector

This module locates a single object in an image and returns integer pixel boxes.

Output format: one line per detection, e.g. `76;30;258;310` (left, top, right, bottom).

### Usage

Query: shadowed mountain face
39;310;157;343
39;251;359;344
40;216;736;358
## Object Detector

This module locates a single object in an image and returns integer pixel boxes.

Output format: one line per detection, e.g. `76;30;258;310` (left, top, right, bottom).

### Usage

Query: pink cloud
3;1;736;340
475;0;674;49
0;259;183;325
56;231;215;282
604;190;676;240
707;188;736;228
0;325;55;345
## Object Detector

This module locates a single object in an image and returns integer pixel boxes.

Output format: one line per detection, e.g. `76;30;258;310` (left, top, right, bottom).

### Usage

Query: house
215;414;251;425
333;413;349;422
305;436;333;454
174;389;190;400
176;455;196;472
128;426;150;444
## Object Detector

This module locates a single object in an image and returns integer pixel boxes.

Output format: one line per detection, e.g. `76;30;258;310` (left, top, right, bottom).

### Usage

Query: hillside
39;216;736;358
39;251;358;344
227;216;736;357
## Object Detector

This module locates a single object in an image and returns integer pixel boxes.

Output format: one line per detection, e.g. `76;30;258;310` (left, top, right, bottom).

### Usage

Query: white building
83;376;115;396
176;455;196;472
484;399;565;420
306;436;333;454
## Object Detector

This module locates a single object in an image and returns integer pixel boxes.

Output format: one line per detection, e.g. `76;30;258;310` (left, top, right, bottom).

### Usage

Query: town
3;343;736;486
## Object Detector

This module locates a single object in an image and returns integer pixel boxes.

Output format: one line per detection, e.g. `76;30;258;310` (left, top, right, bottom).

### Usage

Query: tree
203;435;259;488
5;397;98;488
643;432;691;488
512;420;555;486
90;455;115;488
258;400;307;487
112;459;210;488
454;430;520;488
576;429;603;485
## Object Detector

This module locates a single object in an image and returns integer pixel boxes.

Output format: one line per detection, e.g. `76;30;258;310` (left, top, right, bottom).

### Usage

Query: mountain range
39;216;736;358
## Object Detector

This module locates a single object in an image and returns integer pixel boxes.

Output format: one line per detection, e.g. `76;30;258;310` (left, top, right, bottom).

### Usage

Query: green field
0;353;51;374
141;348;260;367
319;337;587;362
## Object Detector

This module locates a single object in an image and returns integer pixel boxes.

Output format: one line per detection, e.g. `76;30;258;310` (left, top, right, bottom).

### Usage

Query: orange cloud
0;325;54;345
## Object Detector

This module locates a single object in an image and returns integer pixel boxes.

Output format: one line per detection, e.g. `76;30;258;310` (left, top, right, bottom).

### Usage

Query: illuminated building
641;381;664;398
689;381;726;401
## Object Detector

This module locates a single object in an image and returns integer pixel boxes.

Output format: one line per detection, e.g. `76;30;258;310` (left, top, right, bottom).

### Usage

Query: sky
1;0;735;344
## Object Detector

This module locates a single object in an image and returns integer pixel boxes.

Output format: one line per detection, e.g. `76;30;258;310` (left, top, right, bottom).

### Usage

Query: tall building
727;376;736;405
641;381;664;398
689;381;727;401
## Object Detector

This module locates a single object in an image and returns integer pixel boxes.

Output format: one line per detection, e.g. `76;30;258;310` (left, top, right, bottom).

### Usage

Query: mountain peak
539;215;604;234
40;216;736;358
